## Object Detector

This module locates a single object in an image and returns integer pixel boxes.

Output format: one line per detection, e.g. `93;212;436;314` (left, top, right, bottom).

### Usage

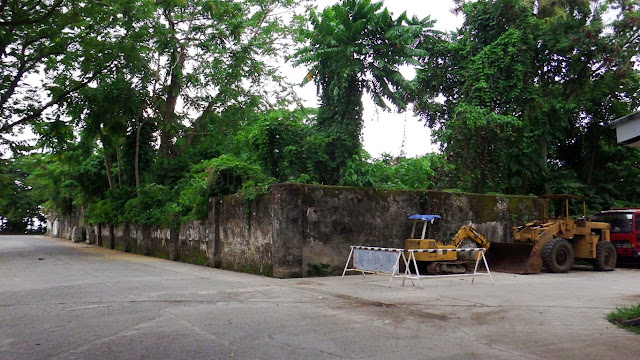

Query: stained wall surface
47;184;544;278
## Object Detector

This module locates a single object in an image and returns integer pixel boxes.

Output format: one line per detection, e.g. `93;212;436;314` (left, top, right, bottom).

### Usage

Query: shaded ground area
618;258;640;269
1;235;639;360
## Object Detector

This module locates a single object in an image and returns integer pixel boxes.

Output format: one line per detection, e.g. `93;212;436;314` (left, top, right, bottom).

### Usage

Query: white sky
291;0;462;158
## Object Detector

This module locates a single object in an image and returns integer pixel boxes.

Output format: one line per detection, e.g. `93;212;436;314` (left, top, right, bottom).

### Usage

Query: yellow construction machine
486;194;617;274
404;215;490;274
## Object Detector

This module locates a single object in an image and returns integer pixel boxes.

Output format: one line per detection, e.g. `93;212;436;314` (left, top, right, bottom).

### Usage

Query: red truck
593;209;640;259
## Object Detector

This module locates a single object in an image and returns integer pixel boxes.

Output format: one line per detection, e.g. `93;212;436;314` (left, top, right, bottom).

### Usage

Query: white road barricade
342;246;495;288
341;246;407;287
402;248;494;288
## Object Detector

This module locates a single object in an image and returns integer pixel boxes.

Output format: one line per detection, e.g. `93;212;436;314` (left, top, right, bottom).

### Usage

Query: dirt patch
469;308;508;325
330;293;397;308
412;310;449;321
623;294;640;303
294;281;316;286
76;246;160;262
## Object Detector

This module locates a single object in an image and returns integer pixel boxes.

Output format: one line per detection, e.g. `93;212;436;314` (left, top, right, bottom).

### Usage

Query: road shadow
618;258;640;269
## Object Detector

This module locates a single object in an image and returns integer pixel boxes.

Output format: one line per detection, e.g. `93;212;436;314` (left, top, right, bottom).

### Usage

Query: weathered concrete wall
294;185;427;277
86;227;96;244
71;227;85;243
46;209;85;240
101;225;115;250
112;224;127;252
148;226;174;260
426;192;541;244
267;184;543;277
178;220;209;266
46;184;543;278
217;194;274;276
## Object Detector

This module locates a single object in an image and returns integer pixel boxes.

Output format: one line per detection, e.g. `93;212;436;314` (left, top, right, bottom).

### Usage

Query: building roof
609;110;640;129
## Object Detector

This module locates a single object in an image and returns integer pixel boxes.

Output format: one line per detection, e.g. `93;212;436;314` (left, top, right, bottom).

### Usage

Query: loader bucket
485;242;543;274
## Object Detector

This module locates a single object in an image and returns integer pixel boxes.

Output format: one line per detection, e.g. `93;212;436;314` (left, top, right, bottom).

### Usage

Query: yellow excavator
404;215;491;274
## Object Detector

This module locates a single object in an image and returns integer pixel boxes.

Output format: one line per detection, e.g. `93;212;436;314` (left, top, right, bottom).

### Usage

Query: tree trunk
586;148;596;185
103;149;115;191
540;136;548;194
115;145;122;188
135;122;142;196
160;43;186;158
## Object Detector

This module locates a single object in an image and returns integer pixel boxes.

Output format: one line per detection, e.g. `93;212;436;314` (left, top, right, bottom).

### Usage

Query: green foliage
416;0;640;199
339;152;447;190
27;154;79;215
148;0;301;157
294;0;438;183
8;0;640;232
122;185;179;227
306;262;330;277
85;188;131;225
607;303;640;334
249;108;329;183
0;156;45;232
0;0;156;152
178;155;275;221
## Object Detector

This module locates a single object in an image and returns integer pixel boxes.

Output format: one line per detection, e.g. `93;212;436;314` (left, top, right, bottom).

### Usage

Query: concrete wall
268;184;543;277
217;194;275;276
178;220;210;266
46;184;543;278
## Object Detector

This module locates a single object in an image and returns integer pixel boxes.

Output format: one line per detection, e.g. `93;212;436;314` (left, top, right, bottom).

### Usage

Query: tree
0;156;46;232
146;0;301;159
294;0;438;184
20;0;309;225
0;0;156;154
66;76;147;191
415;0;640;197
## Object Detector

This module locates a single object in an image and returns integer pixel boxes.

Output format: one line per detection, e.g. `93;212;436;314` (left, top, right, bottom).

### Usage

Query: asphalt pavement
1;235;639;360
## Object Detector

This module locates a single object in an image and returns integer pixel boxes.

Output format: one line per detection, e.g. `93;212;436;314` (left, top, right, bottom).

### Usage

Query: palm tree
294;0;437;184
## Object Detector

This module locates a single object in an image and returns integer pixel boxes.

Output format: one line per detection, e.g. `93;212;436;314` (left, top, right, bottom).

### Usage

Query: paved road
1;235;639;360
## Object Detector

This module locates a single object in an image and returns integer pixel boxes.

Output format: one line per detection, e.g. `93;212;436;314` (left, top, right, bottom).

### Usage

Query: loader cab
541;194;585;220
593;209;640;258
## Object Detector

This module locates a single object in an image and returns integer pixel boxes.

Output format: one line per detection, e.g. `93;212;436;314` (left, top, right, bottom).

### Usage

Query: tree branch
0;65;108;134
0;0;65;27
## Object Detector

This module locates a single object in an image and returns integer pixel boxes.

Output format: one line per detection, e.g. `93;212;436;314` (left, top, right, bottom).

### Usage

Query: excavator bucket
485;243;543;274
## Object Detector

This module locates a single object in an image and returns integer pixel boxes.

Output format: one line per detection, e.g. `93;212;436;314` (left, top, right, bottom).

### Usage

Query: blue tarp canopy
407;214;441;222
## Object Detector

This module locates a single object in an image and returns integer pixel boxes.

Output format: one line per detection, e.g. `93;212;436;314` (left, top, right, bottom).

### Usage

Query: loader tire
593;242;617;271
542;238;574;273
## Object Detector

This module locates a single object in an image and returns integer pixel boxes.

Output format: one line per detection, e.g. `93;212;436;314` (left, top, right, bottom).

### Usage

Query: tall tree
148;0;300;158
415;0;640;197
0;0;155;154
294;0;437;184
0;155;47;232
20;0;307;223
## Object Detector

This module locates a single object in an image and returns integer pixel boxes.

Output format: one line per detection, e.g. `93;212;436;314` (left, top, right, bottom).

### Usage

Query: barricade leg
481;250;494;284
342;247;365;278
399;252;415;288
470;250;494;284
388;251;404;287
411;252;423;288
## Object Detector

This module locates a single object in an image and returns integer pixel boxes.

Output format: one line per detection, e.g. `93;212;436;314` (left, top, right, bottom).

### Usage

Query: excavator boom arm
451;225;490;249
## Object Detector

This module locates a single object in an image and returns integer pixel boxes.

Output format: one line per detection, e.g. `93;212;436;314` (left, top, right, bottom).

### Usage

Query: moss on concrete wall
47;184;543;278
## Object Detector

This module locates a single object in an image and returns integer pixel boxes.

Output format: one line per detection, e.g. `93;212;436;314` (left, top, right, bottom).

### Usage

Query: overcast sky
292;0;462;157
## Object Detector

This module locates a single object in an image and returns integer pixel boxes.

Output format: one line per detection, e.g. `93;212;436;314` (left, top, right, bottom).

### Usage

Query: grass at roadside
607;303;640;334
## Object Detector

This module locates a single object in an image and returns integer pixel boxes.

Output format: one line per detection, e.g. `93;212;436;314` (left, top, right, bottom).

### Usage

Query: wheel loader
486;194;617;274
404;214;490;274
